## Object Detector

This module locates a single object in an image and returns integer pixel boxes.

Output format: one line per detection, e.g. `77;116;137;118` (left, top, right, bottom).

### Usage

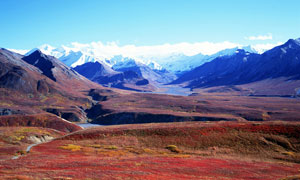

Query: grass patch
103;145;118;150
143;148;154;154
12;135;25;142
280;175;300;180
60;144;81;151
281;151;295;156
88;144;102;148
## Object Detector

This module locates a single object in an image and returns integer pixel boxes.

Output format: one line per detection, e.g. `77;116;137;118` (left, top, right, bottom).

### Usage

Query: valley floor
0;121;300;180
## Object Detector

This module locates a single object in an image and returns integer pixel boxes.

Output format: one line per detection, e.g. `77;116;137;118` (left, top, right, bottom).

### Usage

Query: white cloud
245;34;273;41
8;49;29;55
8;40;283;60
68;41;241;59
65;41;283;60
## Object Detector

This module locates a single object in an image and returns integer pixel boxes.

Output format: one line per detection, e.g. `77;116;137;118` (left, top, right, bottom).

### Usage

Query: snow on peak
110;55;140;70
241;45;258;54
145;60;163;70
25;48;40;56
24;44;109;68
107;55;164;71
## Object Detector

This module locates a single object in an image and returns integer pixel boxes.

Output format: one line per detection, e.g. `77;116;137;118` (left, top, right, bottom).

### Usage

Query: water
162;86;192;96
78;123;103;128
12;143;40;160
146;85;192;96
26;143;39;152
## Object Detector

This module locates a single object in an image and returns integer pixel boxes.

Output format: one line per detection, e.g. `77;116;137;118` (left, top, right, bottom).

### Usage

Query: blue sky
0;0;299;49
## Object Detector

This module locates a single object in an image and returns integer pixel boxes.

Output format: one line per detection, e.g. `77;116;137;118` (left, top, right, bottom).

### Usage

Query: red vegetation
1;141;299;180
0;121;299;179
62;121;300;140
0;114;82;133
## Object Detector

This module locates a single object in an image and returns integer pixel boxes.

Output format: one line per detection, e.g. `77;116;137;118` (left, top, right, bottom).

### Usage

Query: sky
1;0;299;55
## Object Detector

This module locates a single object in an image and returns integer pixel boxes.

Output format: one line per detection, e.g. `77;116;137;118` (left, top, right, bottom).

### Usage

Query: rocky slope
0;48;104;127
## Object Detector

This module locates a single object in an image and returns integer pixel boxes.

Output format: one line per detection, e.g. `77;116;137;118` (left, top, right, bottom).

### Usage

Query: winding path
12;141;50;160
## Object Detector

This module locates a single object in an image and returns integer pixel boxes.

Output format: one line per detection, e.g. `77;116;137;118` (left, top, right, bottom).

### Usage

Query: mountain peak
31;49;43;54
22;49;56;81
25;48;41;56
285;38;300;46
25;48;48;59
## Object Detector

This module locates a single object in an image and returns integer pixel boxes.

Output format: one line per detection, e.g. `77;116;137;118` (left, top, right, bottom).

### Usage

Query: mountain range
26;44;260;75
13;43;270;91
171;38;300;96
6;38;300;97
142;45;258;75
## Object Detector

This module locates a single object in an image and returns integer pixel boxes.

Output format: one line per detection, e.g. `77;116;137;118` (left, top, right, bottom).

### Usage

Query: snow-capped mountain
107;55;163;71
21;43;277;85
143;46;259;75
109;55;141;70
26;44;65;58
22;42;269;73
26;44;109;68
144;60;163;71
171;38;300;89
59;51;102;67
14;40;279;75
109;55;176;84
24;46;177;85
26;45;164;72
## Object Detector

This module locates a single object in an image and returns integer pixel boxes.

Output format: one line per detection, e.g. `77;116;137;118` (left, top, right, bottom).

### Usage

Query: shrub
16;150;26;155
166;145;181;153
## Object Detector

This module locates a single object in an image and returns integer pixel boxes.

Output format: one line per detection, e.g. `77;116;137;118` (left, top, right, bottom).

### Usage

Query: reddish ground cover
0;121;299;179
0;140;299;180
0;114;82;133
